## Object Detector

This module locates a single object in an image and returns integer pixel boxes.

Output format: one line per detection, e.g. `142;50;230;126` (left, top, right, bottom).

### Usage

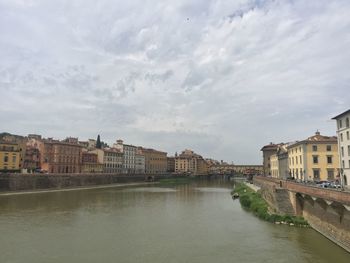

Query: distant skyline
1;0;349;164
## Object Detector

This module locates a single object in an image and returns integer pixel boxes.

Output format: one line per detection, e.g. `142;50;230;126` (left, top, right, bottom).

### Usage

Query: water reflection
0;179;348;263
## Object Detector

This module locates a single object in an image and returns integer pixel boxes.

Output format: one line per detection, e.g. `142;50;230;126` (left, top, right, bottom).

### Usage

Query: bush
233;183;308;227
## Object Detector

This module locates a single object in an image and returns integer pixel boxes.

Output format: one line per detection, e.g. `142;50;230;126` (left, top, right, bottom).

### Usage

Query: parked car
317;181;331;188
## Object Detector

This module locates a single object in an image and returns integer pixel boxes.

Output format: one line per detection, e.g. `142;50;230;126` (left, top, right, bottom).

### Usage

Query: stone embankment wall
254;176;350;253
0;173;169;192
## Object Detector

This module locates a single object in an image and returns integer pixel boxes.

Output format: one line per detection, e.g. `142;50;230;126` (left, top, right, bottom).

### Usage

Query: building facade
332;109;350;189
23;146;41;173
270;154;279;178
138;147;167;174
287;131;339;182
35;138;83;173
81;151;103;173
102;149;123;174
114;140;136;174
167;157;175;173
260;143;279;176
0;142;21;172
175;149;208;175
135;151;145;174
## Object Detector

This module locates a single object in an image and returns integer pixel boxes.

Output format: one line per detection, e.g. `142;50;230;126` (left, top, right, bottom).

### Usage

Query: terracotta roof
260;143;280;151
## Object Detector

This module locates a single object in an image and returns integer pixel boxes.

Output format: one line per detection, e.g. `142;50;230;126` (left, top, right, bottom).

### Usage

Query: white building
332;109;350;189
113;139;136;174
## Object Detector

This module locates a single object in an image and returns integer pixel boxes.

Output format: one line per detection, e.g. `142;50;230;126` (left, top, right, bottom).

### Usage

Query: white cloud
1;0;350;163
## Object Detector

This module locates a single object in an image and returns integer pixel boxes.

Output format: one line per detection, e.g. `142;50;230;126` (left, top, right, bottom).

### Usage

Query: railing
254;176;350;206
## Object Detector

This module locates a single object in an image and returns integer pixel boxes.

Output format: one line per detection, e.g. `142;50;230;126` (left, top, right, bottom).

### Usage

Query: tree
96;134;102;149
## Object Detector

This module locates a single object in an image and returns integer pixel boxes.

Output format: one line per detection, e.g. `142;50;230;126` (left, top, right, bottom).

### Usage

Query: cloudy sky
1;0;349;164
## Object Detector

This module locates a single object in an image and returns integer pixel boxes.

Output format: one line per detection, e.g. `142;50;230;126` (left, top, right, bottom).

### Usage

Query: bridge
254;176;350;253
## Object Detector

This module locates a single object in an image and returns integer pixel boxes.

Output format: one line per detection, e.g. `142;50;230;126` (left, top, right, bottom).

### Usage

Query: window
296;157;298;165
347;131;350;140
3;156;8;162
341;133;343;142
342;160;345;168
327;156;332;164
347;117;350;128
326;145;332;151
341;147;344;157
12;156;16;163
327;169;334;181
339;119;343;129
348;145;350;156
313;169;320;180
300;156;302;164
312;145;317;151
313;155;319;164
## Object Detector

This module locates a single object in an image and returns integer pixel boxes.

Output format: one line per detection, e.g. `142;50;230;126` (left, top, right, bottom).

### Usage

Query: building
0;141;21;172
34;138;83;173
102;149;123;174
23;146;41;173
276;144;289;179
113;140;136;174
260;143;279;176
135;150;145;174
175;149;208;175
81;151;103;173
138;147;167;174
287;131;339;182
270;153;279;178
269;144;289;179
332;110;350;189
167;157;175;173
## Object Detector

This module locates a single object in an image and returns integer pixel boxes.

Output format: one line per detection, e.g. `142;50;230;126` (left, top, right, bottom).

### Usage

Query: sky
1;0;350;164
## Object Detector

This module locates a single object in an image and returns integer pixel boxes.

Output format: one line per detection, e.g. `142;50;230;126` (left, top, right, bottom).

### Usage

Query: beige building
270;154;279;178
260;143;279;176
332;109;350;189
81;151;103;173
138;147;167;174
101;149;123;174
175;149;208;175
287;131;339;182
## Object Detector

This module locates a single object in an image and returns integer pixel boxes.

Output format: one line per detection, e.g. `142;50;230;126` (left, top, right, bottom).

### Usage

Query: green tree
96;134;102;149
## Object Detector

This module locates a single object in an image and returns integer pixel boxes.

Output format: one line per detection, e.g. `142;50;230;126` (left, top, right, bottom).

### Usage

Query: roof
260;143;280;151
332;109;350;120
287;132;337;148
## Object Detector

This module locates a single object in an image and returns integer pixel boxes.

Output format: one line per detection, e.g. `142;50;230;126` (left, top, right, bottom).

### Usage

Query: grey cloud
1;0;350;163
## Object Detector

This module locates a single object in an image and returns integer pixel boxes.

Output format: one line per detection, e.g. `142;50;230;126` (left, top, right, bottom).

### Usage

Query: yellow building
287;131;339;182
0;142;21;172
138;147;167;174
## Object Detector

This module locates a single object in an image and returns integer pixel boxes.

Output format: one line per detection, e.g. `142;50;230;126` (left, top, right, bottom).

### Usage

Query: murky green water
0;180;349;263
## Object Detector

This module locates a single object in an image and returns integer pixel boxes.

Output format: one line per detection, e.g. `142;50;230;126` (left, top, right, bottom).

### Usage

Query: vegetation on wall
233;183;308;227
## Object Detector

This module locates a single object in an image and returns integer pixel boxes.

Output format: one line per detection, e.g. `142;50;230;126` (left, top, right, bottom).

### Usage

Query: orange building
34;138;83;173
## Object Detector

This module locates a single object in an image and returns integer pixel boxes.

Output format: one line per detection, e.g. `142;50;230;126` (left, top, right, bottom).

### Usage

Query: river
0;179;349;263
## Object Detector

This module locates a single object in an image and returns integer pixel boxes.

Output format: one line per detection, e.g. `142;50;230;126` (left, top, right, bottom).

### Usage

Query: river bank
233;183;309;227
0;181;159;196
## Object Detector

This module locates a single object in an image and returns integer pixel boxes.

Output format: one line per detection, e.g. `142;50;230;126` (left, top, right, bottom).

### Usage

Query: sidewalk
244;182;260;192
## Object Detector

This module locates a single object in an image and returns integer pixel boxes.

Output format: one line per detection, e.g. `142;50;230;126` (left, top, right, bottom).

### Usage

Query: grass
233;183;308;226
